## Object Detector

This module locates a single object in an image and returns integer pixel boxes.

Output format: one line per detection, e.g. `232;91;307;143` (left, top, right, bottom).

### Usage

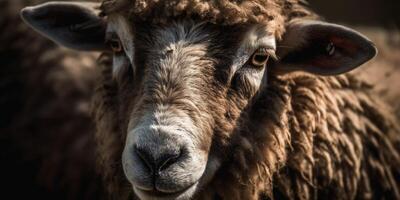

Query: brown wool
100;0;316;39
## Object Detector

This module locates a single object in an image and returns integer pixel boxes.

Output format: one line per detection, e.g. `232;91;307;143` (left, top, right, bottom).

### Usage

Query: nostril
134;145;183;175
158;150;181;172
135;146;154;174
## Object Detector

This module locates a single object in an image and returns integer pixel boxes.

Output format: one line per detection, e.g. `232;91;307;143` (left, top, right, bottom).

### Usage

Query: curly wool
201;73;400;199
100;0;316;38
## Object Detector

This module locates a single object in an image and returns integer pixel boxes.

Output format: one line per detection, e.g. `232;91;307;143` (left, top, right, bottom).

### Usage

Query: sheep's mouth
134;182;198;200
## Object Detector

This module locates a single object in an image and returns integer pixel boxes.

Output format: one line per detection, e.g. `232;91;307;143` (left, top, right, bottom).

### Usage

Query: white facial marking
121;22;215;200
119;20;277;200
232;25;276;73
107;14;135;77
231;25;276;90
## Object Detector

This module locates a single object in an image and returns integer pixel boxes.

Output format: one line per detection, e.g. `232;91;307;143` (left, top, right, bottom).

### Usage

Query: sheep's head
21;1;376;199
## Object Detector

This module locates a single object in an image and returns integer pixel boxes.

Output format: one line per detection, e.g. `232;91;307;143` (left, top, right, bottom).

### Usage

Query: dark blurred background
309;0;400;28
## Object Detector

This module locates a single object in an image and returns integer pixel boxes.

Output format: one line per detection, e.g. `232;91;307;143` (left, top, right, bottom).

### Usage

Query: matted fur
205;74;400;199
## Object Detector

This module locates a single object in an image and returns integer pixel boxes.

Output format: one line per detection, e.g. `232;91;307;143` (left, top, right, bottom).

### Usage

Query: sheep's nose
122;126;197;192
134;145;182;175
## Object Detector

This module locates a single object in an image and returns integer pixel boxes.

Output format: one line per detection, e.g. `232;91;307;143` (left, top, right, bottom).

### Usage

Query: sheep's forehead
107;14;276;50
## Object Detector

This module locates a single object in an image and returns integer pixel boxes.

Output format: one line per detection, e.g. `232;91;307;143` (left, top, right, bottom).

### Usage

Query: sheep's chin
133;182;199;200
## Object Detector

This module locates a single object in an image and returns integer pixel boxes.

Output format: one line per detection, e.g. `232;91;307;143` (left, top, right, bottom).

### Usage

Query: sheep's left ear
273;20;377;76
20;2;107;51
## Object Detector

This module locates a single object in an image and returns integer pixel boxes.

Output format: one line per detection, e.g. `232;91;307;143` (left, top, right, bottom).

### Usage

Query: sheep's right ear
21;2;107;51
273;20;377;76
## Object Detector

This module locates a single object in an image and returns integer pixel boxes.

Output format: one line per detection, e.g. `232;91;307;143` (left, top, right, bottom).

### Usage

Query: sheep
0;0;103;199
15;0;400;199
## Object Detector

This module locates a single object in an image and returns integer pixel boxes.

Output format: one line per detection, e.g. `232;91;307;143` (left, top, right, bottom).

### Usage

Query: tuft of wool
100;0;316;39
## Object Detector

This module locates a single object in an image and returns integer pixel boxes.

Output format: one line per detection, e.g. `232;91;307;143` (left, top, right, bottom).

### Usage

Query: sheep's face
21;2;377;200
109;16;274;199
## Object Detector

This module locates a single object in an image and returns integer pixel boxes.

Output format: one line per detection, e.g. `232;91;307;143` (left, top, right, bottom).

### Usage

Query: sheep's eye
251;48;270;68
108;39;123;53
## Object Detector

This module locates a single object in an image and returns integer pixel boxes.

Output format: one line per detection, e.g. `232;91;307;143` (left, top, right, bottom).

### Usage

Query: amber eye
251;48;270;68
108;39;123;53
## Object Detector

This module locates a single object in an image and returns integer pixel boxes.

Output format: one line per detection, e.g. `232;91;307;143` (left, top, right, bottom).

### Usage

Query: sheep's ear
273;20;377;76
20;1;107;51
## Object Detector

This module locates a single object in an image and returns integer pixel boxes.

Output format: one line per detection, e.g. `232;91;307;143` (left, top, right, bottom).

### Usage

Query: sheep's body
0;1;102;199
1;0;400;199
216;73;400;199
240;35;400;198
